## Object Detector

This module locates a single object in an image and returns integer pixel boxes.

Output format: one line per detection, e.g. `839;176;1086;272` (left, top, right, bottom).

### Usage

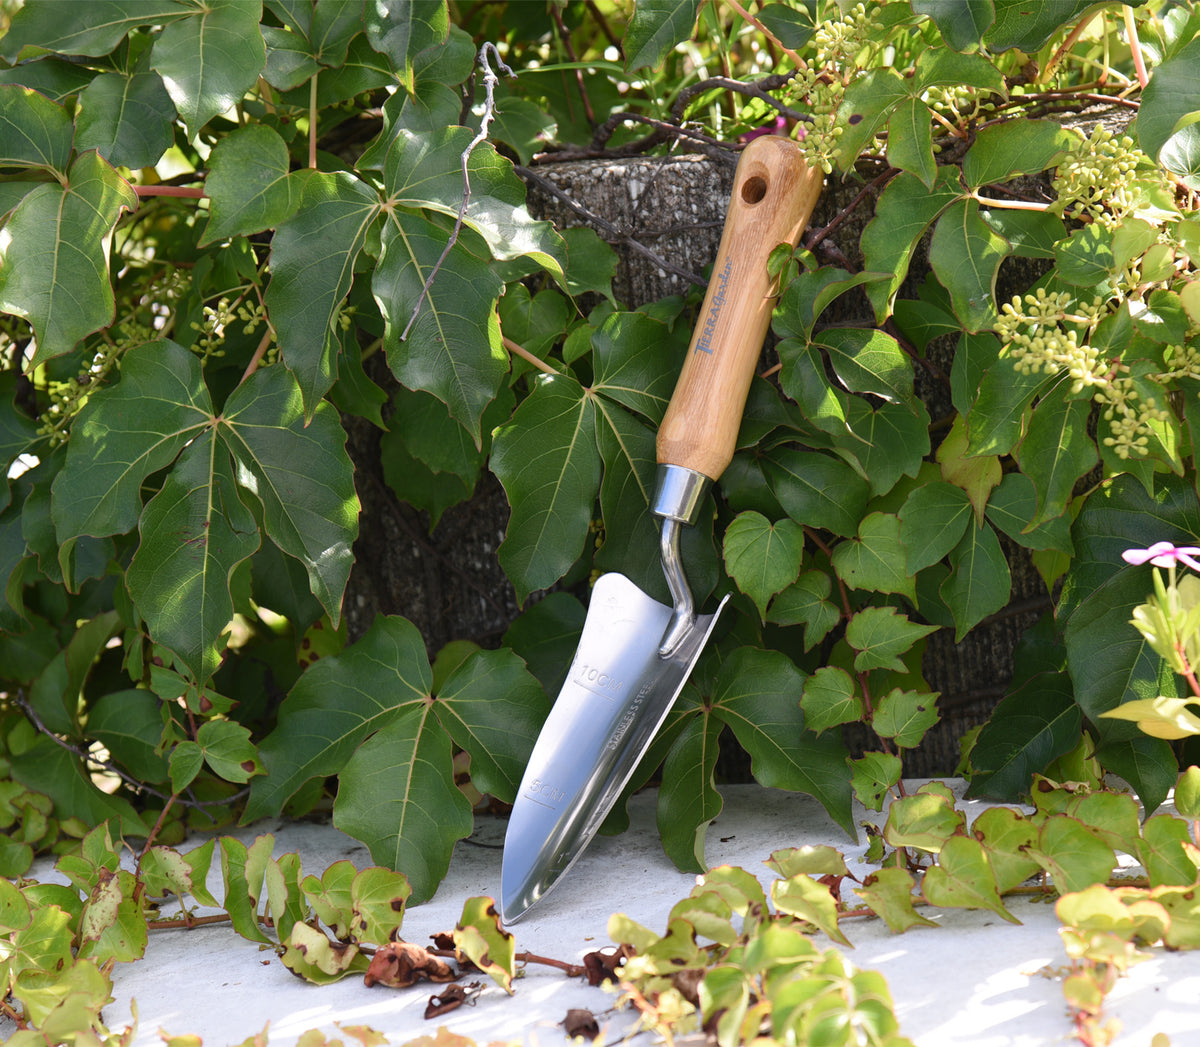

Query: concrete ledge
11;781;1200;1046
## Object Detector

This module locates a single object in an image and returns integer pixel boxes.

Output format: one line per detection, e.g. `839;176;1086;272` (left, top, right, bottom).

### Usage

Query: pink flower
1122;541;1200;571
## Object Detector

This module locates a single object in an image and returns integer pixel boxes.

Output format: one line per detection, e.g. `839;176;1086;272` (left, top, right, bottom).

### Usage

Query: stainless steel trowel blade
500;572;727;923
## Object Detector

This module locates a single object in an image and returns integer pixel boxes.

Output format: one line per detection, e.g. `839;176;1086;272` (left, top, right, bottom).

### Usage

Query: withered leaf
424;983;474;1019
363;941;457;988
563;1009;600;1040
582;943;634;986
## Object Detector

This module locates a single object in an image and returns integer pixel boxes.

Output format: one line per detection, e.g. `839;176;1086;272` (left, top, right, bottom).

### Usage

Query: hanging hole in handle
741;174;767;204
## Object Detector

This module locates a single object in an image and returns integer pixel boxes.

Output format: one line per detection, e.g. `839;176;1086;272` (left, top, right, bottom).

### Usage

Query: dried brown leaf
364;942;457;988
562;1009;600;1040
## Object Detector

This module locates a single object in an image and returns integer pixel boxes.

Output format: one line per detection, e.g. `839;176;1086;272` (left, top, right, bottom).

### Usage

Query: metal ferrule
652;464;711;525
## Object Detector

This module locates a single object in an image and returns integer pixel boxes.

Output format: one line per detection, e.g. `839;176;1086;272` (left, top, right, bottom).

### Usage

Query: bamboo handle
656;136;823;480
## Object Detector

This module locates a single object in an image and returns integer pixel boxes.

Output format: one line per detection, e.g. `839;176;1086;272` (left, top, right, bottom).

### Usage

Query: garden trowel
500;135;823;922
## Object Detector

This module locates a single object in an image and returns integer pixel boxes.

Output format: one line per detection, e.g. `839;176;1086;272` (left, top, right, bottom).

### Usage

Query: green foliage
3;9;1200;1031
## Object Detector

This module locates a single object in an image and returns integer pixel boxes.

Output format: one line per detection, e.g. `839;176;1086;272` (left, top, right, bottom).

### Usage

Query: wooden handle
656;136;823;480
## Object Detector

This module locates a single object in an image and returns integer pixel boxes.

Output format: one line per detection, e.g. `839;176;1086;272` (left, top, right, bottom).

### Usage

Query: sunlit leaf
0;152;137;368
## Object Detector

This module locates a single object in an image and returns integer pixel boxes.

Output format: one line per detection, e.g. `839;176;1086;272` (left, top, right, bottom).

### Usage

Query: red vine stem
1123;5;1150;90
1176;643;1200;698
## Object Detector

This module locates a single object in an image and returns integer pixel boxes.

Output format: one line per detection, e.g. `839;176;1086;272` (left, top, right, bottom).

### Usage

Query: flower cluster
1051;124;1154;227
995;288;1108;392
995;287;1200;460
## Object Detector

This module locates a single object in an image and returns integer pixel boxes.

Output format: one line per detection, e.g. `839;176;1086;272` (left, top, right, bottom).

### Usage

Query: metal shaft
652;464;712;657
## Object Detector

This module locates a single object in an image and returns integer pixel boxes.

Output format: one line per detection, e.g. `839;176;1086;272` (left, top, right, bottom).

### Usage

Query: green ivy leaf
1026;815;1117;894
1015;395;1097;528
74;64;176;171
334;703;473;906
766;449;871;537
914;46;1005;93
491;374;599;602
872;688;939;749
243;619;432;823
966;672;1082;801
382;126;565;274
855;867;936;933
1139;814;1199;887
984;0;1095;52
911;0;994;51
433;648;549;802
965;361;1050;458
0;0;184;61
898;480;973;574
921;835;1018;922
658;708;723;872
835;68;908;167
0;151;138;369
929;198;1009;332
941;521;1010;642
126;434;259;682
768;570;841;651
350;866;412;947
282;921;368;984
842;397;930;498
777;340;851;436
624;0;703;72
194;719;263;783
149;0;266;138
1055;223;1115;287
169;740;204;793
453;896;515;993
883;790;964;853
712;647;854;837
266;171;381;417
814;327;918;411
723;511;805;621
200;125;297;245
87;689;170;784
845;607;938;673
363;0;450;95
219;364;359;626
0;84;73;175
51;340;212;548
848;750;902;812
799;666;862;735
861;167;962;322
376;210;505;442
886;96;936;187
984;472;1074;554
962;119;1078;188
771;873;852;946
1138;36;1200;162
831;512;916;602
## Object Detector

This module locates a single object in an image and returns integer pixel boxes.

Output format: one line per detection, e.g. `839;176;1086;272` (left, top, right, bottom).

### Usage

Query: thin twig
136;185;206;199
239;326;275;386
971;192;1054;212
1041;11;1099;84
502;335;559;377
723;0;807;72
12;687;248;814
400;42;514;342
